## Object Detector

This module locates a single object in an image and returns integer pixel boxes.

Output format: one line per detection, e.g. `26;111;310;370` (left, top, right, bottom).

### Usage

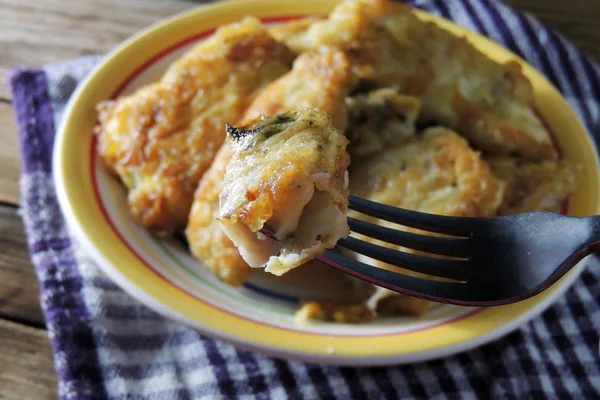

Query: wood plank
0;0;212;101
0;102;20;205
0;0;194;72
0;319;57;400
0;66;10;101
0;205;45;326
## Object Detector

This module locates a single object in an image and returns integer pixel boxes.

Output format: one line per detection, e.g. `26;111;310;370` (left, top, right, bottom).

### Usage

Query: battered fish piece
269;18;320;49
381;14;554;160
185;145;249;286
219;110;350;276
488;158;580;215
275;0;555;160
350;127;505;316
95;17;294;234
368;289;433;318
351;127;504;218
243;48;356;131
271;0;392;53
345;87;421;159
186;49;356;285
295;301;374;324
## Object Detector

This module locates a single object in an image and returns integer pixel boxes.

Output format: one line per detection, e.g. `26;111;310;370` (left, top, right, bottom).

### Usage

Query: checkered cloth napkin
8;0;600;398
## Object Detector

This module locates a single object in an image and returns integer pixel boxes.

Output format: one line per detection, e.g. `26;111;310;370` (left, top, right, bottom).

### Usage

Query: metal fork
310;196;600;307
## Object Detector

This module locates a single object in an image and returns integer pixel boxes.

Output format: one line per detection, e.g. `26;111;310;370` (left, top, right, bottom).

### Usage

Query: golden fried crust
350;127;505;317
275;0;555;160
243;48;357;130
295;301;374;324
488;157;580;215
351;127;504;217
375;293;431;317
268;17;321;49
219;110;350;275
95;17;294;234
380;9;555;159
186;49;355;286
221;111;349;230
185;144;249;286
272;0;393;53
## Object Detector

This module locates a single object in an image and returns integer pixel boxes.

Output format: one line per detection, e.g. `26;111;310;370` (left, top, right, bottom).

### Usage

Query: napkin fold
8;0;600;398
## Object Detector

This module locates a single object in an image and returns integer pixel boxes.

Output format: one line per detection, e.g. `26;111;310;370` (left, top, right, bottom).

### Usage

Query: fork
311;195;600;307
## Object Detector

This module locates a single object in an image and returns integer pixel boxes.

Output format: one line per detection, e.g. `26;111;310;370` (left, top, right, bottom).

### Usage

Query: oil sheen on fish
218;110;350;276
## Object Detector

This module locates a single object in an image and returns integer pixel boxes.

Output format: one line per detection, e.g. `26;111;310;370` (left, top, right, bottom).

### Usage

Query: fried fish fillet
268;17;320;49
243;48;356;131
186;49;356;285
376;9;555;160
345;87;421;159
350;127;504;218
270;0;392;53
350;127;505;317
219;110;350;276
183;144;247;285
95;17;294;234
274;0;555;160
294;301;374;324
488;157;580;215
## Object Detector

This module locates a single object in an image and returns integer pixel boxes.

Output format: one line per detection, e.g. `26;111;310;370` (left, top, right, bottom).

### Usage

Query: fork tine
349;195;474;236
348;217;472;258
320;251;487;305
336;237;470;281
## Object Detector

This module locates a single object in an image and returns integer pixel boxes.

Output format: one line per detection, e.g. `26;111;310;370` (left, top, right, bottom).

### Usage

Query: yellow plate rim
52;0;600;365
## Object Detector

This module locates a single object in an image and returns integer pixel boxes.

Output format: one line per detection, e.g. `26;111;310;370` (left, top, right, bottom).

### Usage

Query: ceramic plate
53;0;600;365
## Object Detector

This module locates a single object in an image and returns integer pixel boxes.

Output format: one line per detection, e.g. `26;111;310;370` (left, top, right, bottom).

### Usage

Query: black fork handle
550;215;600;281
584;215;600;254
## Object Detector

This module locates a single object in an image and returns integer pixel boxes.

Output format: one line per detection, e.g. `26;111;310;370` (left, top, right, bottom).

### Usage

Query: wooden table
1;0;600;398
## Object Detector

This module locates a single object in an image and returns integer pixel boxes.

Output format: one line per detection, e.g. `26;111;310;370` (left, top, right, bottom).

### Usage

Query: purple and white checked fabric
8;0;600;398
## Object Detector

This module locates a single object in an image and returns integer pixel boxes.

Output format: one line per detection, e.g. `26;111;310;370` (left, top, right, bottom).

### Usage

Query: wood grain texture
0;0;208;101
0;67;10;101
0;205;45;326
0;102;20;205
0;319;57;400
0;0;194;71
